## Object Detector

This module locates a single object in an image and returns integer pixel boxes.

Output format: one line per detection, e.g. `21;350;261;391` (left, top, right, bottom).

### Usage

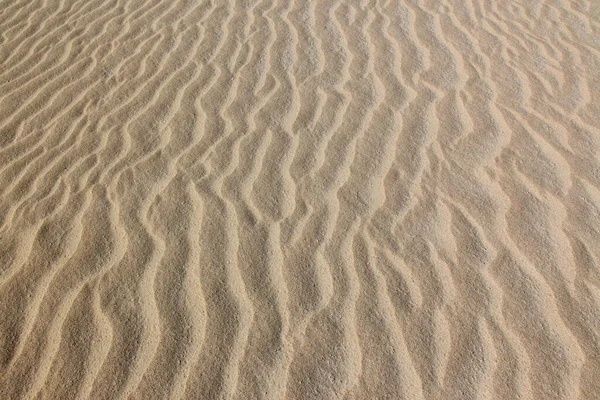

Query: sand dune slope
1;0;600;399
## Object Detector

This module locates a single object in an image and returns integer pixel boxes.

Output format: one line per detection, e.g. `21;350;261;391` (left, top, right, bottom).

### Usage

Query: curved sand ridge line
1;0;600;398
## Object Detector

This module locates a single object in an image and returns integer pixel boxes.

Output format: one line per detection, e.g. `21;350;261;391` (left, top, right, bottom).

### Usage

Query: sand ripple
1;0;599;398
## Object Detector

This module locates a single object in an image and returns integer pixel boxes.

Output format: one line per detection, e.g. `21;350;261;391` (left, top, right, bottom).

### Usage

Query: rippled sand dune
1;0;600;398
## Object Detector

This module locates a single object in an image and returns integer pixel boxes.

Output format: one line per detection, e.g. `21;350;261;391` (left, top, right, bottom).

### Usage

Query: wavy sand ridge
1;0;600;399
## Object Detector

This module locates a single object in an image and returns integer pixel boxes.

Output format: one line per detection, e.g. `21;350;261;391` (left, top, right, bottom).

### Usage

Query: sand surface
1;0;600;399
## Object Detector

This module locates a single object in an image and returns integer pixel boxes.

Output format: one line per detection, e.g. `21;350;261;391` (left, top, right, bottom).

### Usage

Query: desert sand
1;0;599;399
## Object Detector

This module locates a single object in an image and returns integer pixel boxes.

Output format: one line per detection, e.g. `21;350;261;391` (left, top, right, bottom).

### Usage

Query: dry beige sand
1;0;600;399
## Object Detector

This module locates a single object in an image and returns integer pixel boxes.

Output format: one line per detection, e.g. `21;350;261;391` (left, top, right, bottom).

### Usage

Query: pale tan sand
1;0;600;399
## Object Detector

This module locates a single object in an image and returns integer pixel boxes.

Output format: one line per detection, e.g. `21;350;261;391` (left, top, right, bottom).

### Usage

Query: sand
1;0;599;399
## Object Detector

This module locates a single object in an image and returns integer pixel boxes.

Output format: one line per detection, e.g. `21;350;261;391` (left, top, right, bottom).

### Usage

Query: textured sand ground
1;0;600;399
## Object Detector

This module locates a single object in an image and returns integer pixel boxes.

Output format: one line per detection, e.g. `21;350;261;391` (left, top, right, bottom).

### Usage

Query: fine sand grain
1;0;600;399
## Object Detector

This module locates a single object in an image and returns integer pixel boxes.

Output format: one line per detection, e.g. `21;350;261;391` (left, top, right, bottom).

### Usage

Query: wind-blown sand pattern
1;0;599;398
